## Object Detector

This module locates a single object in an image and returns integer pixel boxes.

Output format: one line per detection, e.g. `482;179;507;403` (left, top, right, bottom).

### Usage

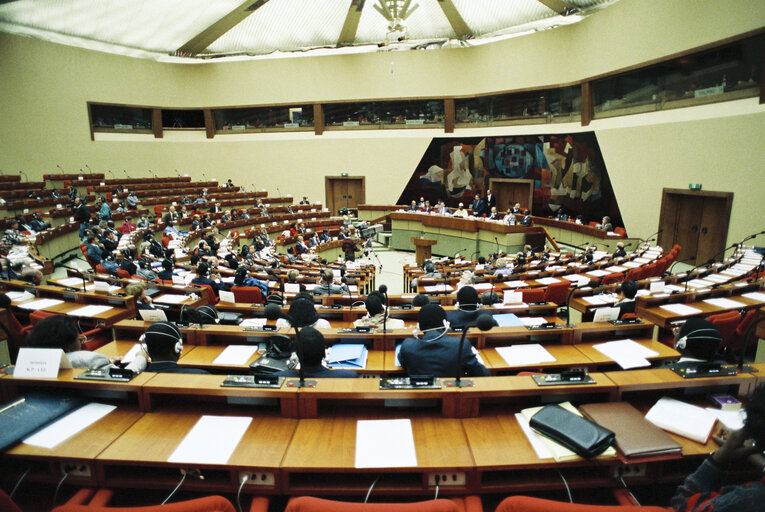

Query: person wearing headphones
353;292;405;330
275;327;358;379
670;318;724;368
143;322;208;374
398;303;490;378
27;316;147;372
275;295;331;329
447;286;499;331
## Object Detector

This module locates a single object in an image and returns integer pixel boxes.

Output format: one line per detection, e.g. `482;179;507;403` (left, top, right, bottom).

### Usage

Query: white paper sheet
515;412;553;459
168;416;252;465
6;290;35;302
536;277;561;285
355;419;417;468
153;294;189;305
213;345;259;365
606;266;627;272
58;277;85;288
503;281;528;288
587;269;609;277
742;292;765;303
562;274;586;282
518;316;547;326
645;397;716;444
240;318;267;328
23;403;116;449
706;408;746;431
496;344;555;366
703;298;746;309
66;305;113;317
592;339;658;369
423;284;453;293
18;298;64;310
582;295;612;305
704;274;730;283
659;303;702;315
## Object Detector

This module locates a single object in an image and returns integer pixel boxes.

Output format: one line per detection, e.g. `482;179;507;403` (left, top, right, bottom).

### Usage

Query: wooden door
489;178;534;213
325;177;366;214
657;189;733;265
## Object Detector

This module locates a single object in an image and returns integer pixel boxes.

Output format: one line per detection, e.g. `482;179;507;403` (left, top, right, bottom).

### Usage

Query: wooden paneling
152;109;163;139
489;178;533;213
203;109;214;139
325;176;366;214
581;81;592;127
314;104;324;136
444;98;455;133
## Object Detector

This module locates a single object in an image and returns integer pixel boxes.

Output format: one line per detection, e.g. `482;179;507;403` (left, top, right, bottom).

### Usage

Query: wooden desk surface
281;412;474;471
606;368;757;398
6;407;142;460
457;374;616;399
574;339;680;367
97;409;296;469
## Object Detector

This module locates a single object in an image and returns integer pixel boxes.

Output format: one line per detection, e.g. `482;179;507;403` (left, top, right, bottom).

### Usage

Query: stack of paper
66;305;113;317
703;298;746;309
213;345;259;365
355;419;417;468
168;416;252;464
24;403;116;449
518;317;547;327
18;298;64;310
645;397;717;444
659;303;702;315
496;344;555;366
592;339;658;369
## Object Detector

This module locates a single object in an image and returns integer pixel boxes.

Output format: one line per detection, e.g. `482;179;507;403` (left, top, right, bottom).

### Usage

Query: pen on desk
0;398;26;414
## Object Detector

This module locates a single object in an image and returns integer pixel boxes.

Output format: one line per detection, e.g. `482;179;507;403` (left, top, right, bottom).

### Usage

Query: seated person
275;327;358;379
398;304;490;378
27;315;147;372
597;215;613;231
410;260;441;291
447;286;499;331
520;213;532;226
233;266;269;296
190;262;227;297
411;293;431;308
313;269;349;296
353;292;405;330
613;241;627;258
614;280;638;319
671;317;724;368
143;321;208;374
276;295;331;329
493;258;513;277
671;382;765;512
452;203;468;218
125;282;155;311
487;206;501;220
157;258;175;281
295;235;309;254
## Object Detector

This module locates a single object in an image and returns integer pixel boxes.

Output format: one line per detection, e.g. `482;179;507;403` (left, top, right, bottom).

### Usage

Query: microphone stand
450;314;494;388
683;258;716;293
55;262;89;292
379;285;389;333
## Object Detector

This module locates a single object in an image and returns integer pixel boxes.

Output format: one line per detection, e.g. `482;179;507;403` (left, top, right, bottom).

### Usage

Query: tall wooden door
657;189;733;264
325;176;366;215
489;178;534;213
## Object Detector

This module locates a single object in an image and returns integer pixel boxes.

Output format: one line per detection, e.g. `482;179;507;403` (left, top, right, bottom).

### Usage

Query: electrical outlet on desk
60;462;91;477
613;463;647;479
427;472;466;487
238;471;275;486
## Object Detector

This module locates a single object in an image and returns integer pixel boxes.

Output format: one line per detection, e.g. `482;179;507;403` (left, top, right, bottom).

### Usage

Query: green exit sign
688;183;702;190
341;172;349;177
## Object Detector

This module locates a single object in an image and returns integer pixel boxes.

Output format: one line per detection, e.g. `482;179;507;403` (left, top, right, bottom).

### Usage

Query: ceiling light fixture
373;0;419;43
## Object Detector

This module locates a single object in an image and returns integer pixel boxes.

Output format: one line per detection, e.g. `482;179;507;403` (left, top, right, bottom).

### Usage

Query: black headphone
675;328;722;351
140;322;183;355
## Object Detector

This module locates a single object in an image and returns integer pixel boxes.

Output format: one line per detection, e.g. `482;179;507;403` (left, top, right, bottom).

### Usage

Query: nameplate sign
14;348;72;379
219;290;235;304
94;281;110;293
649;281;665;294
504;291;523;304
405;119;425;125
172;275;185;285
343;121;360;127
284;123;299;128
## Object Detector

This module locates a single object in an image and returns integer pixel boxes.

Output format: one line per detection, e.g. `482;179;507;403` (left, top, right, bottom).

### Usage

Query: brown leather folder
579;402;681;458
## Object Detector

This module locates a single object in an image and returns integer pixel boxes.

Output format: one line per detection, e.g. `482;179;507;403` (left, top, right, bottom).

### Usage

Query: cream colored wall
0;0;763;244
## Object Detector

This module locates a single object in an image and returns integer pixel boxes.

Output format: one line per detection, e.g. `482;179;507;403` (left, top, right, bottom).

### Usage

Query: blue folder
327;344;368;369
0;393;84;451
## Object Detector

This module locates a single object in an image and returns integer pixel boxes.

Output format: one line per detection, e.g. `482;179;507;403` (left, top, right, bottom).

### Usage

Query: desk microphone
123;169;129;178
452;313;494;388
54;262;89;292
379;284;389;333
264;303;309;387
683;258;715;293
454;248;467;259
19;170;28;183
56;164;64;173
85;164;93;175
494;237;500;256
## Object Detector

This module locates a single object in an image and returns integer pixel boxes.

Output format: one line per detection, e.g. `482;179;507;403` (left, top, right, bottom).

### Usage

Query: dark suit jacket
471;199;486;217
485;194;496;211
446;309;499;332
147;361;209;374
398;332;490;378
617;299;636;319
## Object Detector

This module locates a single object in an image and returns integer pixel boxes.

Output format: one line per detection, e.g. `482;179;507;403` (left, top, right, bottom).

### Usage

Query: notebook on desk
0;393;84;451
579;402;681;458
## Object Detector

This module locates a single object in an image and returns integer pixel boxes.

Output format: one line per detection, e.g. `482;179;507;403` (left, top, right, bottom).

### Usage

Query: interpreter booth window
592;35;763;119
89;104;152;133
212;105;314;133
455;86;581;127
323;100;444;130
161;109;205;130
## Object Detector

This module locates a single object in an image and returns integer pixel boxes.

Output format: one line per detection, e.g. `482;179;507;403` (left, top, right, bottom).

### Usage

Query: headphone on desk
674;327;722;351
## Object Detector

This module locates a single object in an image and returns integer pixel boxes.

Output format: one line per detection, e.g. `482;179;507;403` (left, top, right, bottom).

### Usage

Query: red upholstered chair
614;226;627;237
284;496;482;512
0;489;22;512
601;272;624;285
707;311;742;350
232;286;263;304
51;494;262;512
495;493;670;512
153;205;164;218
521;288;545;303
732;308;759;351
116;268;130;279
197;283;219;305
624;267;642;282
544;281;571;307
26;310;110;351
